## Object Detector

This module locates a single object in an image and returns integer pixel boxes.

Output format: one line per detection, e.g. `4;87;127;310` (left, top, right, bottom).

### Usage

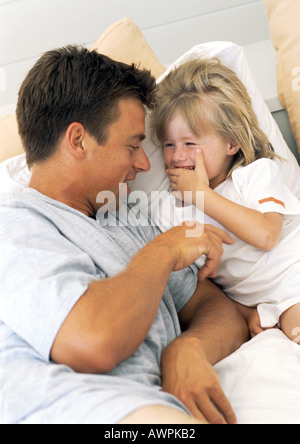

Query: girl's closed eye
164;142;175;149
163;142;197;149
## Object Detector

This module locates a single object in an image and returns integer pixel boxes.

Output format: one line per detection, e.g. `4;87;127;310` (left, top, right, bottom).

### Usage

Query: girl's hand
244;307;265;339
233;302;264;338
166;150;209;203
245;308;280;338
232;302;279;339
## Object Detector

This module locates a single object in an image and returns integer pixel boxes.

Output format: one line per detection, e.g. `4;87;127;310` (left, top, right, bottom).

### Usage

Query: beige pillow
263;0;300;157
0;18;166;163
90;17;166;80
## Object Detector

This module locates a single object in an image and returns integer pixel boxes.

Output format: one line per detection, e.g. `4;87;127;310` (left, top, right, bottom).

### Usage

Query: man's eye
128;145;140;151
186;143;196;147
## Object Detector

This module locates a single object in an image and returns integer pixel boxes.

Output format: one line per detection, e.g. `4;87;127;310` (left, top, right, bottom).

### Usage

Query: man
0;46;248;424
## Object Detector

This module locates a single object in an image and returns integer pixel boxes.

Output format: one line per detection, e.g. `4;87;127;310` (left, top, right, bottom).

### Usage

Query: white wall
0;0;270;116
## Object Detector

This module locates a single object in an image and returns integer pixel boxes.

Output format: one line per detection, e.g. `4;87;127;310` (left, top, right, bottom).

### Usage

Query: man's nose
134;147;151;173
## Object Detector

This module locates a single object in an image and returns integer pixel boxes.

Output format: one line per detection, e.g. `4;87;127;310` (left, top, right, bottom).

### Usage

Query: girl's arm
167;151;284;251
202;189;283;251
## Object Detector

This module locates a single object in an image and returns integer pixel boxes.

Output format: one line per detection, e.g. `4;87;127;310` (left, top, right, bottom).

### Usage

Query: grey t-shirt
0;189;198;424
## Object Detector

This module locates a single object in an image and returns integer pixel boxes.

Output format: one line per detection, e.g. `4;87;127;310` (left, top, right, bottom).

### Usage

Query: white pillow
0;153;31;194
131;41;300;215
1;42;300;205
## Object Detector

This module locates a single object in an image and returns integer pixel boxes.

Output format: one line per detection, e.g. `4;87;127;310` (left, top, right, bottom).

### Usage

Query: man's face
85;98;151;211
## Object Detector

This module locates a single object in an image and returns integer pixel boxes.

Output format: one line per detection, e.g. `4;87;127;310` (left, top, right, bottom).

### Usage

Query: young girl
151;58;300;342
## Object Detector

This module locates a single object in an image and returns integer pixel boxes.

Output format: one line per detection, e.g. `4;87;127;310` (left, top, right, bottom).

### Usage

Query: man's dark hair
16;45;156;167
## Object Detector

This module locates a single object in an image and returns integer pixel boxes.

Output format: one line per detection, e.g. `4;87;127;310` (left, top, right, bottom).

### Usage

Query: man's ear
65;122;87;159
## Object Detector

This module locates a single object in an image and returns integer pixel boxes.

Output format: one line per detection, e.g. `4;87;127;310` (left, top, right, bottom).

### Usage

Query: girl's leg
280;303;300;344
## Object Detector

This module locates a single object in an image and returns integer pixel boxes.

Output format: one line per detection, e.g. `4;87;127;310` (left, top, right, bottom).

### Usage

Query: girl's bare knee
280;303;300;344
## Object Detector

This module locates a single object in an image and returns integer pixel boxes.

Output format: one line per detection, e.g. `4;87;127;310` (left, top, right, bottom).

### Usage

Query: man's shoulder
0;191;37;218
0;189;39;209
0;191;58;237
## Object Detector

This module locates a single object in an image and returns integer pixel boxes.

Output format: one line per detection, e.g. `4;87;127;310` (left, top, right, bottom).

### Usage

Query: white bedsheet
215;330;300;424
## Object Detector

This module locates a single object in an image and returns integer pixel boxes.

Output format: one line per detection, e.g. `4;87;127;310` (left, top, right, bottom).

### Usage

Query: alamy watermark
96;184;205;238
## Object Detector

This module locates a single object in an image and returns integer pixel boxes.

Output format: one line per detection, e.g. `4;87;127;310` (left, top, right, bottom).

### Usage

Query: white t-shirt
155;159;300;328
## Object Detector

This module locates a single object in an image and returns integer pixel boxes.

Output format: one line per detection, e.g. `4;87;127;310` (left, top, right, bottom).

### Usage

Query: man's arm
51;224;234;374
161;279;249;424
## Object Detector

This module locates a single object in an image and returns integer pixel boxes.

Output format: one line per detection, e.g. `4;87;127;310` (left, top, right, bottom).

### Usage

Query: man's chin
95;183;130;214
119;182;131;198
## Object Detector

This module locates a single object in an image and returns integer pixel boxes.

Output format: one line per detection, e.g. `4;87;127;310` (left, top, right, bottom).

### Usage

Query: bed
1;10;300;424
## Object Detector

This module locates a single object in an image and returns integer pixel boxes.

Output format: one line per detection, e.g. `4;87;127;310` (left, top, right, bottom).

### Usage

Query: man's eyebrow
127;134;146;143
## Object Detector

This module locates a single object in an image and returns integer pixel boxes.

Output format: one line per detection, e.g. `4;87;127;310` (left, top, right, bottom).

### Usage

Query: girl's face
163;113;239;189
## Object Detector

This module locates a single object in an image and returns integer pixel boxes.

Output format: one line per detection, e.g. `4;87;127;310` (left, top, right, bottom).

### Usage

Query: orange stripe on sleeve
259;197;286;208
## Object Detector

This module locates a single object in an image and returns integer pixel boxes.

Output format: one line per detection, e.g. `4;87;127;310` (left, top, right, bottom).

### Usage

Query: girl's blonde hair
151;58;279;178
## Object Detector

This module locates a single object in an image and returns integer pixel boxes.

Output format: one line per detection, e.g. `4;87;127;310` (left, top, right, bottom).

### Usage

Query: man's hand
161;336;237;424
154;223;234;281
161;279;249;425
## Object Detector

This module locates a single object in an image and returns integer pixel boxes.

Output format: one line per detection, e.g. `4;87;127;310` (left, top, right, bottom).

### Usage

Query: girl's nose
173;146;187;163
